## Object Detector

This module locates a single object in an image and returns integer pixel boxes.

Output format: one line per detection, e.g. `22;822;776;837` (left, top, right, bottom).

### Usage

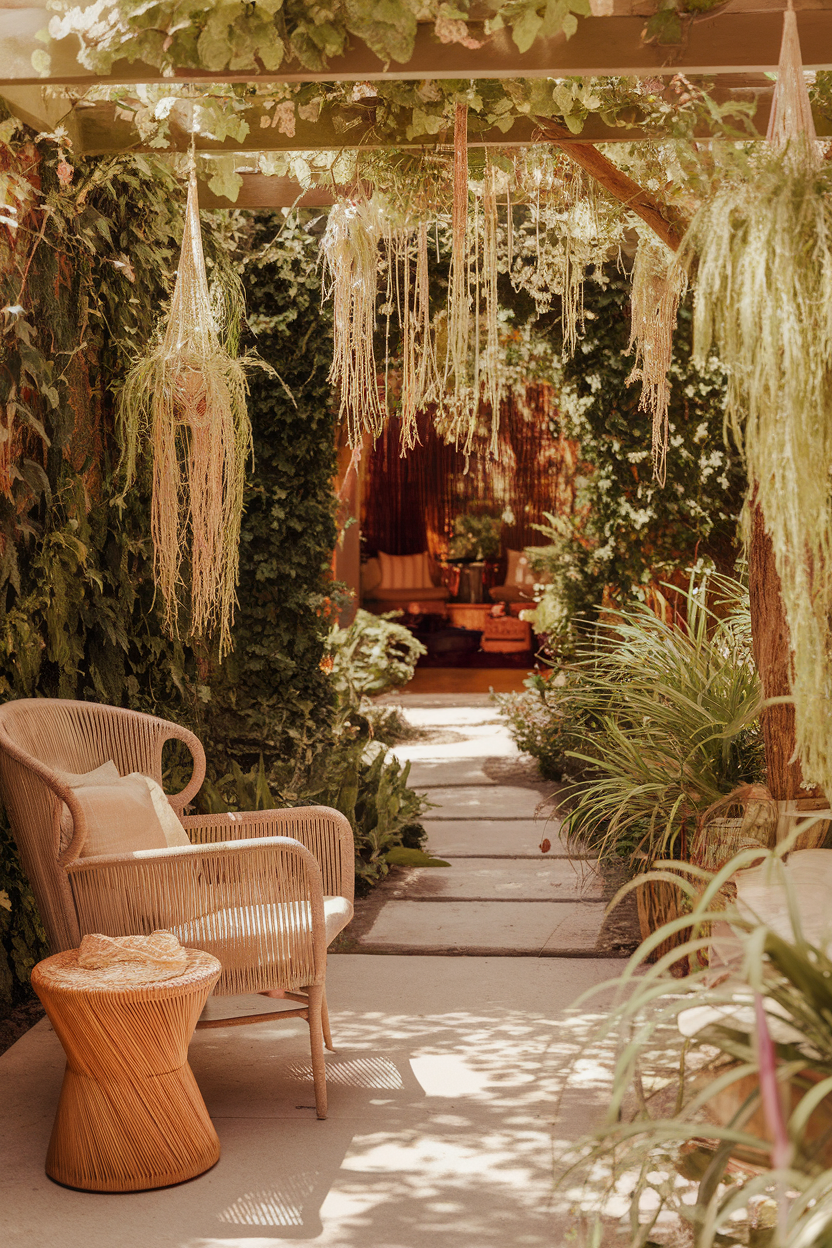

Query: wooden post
748;504;818;800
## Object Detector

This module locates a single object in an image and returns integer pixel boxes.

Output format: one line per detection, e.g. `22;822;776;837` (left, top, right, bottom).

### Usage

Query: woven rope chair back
0;699;205;953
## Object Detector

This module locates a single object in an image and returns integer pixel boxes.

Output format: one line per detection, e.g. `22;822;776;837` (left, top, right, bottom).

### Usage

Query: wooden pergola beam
197;175;343;209
6;79;782;158
536;118;688;251
5;9;832;88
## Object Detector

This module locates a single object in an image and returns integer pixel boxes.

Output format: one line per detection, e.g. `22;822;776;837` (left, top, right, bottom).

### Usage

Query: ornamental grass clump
560;842;832;1246
118;169;260;658
556;573;764;866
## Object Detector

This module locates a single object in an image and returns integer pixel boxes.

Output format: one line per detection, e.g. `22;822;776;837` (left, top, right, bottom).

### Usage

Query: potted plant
560;848;832;1247
446;512;502;563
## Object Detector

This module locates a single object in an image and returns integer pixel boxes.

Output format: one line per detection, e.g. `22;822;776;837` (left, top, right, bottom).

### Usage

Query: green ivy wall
0;137;340;1010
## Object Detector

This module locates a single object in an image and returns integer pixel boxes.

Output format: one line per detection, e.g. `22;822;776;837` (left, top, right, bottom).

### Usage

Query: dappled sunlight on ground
1;956;629;1248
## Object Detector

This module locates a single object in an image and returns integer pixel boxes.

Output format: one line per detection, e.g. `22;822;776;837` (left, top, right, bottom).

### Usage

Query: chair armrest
182;805;355;905
157;722;206;816
65;837;327;993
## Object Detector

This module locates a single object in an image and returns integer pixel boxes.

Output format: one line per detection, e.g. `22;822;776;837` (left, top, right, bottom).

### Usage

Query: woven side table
481;615;532;653
31;947;222;1192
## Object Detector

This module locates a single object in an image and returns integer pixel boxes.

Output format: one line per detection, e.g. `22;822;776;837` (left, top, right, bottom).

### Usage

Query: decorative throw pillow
505;548;550;588
142;776;191;848
57;762;189;857
377;550;432;590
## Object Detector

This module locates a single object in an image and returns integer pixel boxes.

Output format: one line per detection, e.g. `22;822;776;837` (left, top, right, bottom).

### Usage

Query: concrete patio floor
3;954;620;1248
1;688;631;1247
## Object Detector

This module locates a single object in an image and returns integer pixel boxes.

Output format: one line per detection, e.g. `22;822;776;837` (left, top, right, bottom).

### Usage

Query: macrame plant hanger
119;137;253;659
767;0;818;159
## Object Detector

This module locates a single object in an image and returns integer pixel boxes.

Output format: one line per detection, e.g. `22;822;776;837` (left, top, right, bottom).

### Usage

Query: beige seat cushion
489;584;530;603
377;550;434;590
58;762;190;857
370;584;449;601
174;896;354;959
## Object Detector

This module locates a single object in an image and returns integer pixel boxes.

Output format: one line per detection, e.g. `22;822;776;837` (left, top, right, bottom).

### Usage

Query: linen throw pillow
505;549;551;589
58;762;190;857
142;776;191;848
505;549;535;588
377;551;432;590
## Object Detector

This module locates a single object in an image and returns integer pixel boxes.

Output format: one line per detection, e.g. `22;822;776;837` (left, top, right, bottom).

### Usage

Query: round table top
32;947;221;997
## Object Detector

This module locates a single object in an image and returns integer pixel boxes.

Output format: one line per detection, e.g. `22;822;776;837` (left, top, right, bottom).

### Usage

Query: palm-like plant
560;845;832;1247
557;572;764;866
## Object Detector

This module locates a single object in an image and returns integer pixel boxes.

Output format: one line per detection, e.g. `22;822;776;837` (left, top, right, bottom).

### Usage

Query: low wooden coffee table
447;602;494;632
31;947;221;1192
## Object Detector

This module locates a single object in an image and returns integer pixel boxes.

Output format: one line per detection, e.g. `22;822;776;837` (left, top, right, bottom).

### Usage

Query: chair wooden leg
321;985;335;1052
306;984;328;1120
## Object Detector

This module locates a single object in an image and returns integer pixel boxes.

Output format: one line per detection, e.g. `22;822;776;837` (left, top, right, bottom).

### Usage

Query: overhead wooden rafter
2;3;829;208
4;6;832;87
0;76;791;158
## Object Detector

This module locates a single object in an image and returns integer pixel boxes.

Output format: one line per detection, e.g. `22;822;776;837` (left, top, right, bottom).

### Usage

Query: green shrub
203;605;430;891
326;608;426;702
447;512;502;561
499;572;764;867
531;270;746;644
494;671;584;782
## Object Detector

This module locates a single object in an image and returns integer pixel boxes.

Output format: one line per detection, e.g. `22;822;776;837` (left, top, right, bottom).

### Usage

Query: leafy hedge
0;141;196;1005
203;214;341;779
0;179;427;1007
525;270;747;645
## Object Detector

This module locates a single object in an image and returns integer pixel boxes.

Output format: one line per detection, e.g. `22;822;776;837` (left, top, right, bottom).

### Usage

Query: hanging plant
321;198;387;448
118;168;267;658
627;230;687;485
679;9;832;794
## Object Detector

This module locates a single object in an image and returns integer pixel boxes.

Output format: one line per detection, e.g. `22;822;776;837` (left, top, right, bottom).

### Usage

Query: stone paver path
343;694;639;959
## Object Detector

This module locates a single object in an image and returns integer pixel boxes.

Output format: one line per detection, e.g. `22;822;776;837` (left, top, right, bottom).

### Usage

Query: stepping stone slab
425;785;553;819
386;858;603;902
356;900;608;955
392;707;505;727
542;905;615;953
404;760;499;789
392;731;520;763
424;818;570;859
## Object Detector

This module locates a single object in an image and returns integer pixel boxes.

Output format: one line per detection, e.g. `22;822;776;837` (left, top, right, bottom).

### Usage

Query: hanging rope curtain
361;387;578;564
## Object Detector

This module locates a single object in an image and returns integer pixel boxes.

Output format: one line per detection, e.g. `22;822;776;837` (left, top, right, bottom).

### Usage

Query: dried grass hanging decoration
509;153;620;358
443;102;477;444
766;3;819;157
119;163;255;659
680;3;832;791
321;199;386;447
395;221;441;453
626;233;687;485
482;155;504;456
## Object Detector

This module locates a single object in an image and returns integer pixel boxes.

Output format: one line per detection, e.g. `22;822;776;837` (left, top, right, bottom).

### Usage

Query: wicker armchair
0;698;355;1119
